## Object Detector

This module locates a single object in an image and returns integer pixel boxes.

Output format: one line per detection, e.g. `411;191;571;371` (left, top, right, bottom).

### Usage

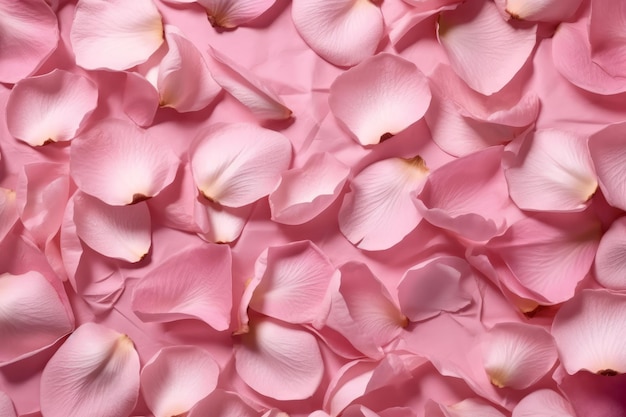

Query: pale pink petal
589;1;626;78
397;256;472;322
248;241;335;325
552;289;626;375
438;0;536;95
487;212;601;303
441;398;506;417
512;390;576;417
208;47;292;120
40;323;140;417
195;200;252;244
70;0;164;70
417;146;510;241
234;319;323;400
132;244;231;330
0;0;58;84
6;70;98;146
496;0;583;22
15;163;69;246
141;346;219;417
73;192;151;263
123;72;159;127
589;122;626;211
190;123;291;207
188;390;259;417
482;322;557;389
0;271;73;365
71;119;179;206
157;27;221;112
338;156;428;251
0;391;16;417
329;53;431;146
269;152;350;225
291;0;384;67
594;217;626;290
505;129;597;212
198;0;276;28
0;188;18;243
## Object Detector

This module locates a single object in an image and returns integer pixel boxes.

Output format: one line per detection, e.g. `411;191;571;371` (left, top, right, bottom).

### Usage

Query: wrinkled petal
482;322;557;389
505;129;597;212
6;70;98;146
292;0;384;67
188;390;259;417
594;217;626;290
0;391;16;417
441;398;506;417
552;289;626;375
157;27;221;112
589;122;626;211
329;53;431;146
0;0;58;84
199;0;276;28
234;319;323;401
190;123;291;207
496;0;583;22
40;323;140;417
141;346;219;417
512;390;575;417
70;119;179;206
339;156;428;251
0;271;73;365
269;152;350;225
132;244;231;330
73;192;151;263
438;0;536;95
70;0;164;70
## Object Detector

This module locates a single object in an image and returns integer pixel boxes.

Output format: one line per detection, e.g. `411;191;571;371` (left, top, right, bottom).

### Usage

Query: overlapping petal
6;70;98;147
588;1;626;78
338;156;429;251
141;346;220;417
512;390;576;417
70;119;179;206
495;0;583;22
594;217;626;290
0;391;16;417
199;0;276;28
438;0;536;95
0;188;18;244
440;398;506;417
291;0;384;67
589;122;626;211
40;323;140;417
188;390;259;417
190;123;291;207
70;0;164;70
329;53;431;146
195;200;252;244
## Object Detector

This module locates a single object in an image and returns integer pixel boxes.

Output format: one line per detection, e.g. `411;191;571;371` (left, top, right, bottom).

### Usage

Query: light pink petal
6;70;98;146
198;0;276;28
235;319;323;400
291;0;384;67
40;323;140;417
505;129;597;212
208;47;292;120
589;1;626;78
338;156;428;251
190;123;292;207
70;0;164;70
123;72;159;127
496;0;583;22
329;53;431;146
589;122;626;211
73;192;151;263
0;391;16;417
552;289;626;375
441;398;506;417
141;346;219;417
132;244;231;330
487;212;601;303
157;27;220;112
269;152;350;225
248;241;335;325
0;188;18;243
0;0;58;84
512;390;576;417
0;271;73;365
71;119;179;206
188;390;259;417
594;217;626;290
398;256;472;322
195;200;252;244
417;146;510;241
438;0;536;95
552;18;626;95
482;322;557;389
16;163;69;246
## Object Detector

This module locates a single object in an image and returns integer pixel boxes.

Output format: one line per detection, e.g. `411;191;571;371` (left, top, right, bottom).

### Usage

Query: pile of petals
2;0;626;416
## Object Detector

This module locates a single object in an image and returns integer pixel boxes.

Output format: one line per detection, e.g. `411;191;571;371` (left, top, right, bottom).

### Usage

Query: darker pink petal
6;70;98;146
199;0;276;28
589;1;626;78
589;122;626;211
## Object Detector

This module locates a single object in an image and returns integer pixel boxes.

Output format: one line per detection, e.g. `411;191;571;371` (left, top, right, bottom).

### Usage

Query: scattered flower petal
199;0;276;28
512;389;576;417
594;216;626;290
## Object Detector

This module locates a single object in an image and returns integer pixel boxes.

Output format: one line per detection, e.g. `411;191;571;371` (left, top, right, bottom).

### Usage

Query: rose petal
594;216;626;290
441;398;506;417
0;188;18;244
589;1;626;78
123;72;160;127
512;390;576;417
0;391;16;417
497;0;583;22
199;0;276;28
589;122;626;211
188;390;259;417
195;200;252;244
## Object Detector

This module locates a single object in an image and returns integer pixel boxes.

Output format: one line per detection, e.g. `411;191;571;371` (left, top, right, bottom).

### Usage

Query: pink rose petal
588;1;626;78
589;122;626;211
0;391;16;417
496;0;583;22
0;188;18;244
512;390;576;417
441;398;506;417
594;216;626;290
188;390;259;417
199;0;276;28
